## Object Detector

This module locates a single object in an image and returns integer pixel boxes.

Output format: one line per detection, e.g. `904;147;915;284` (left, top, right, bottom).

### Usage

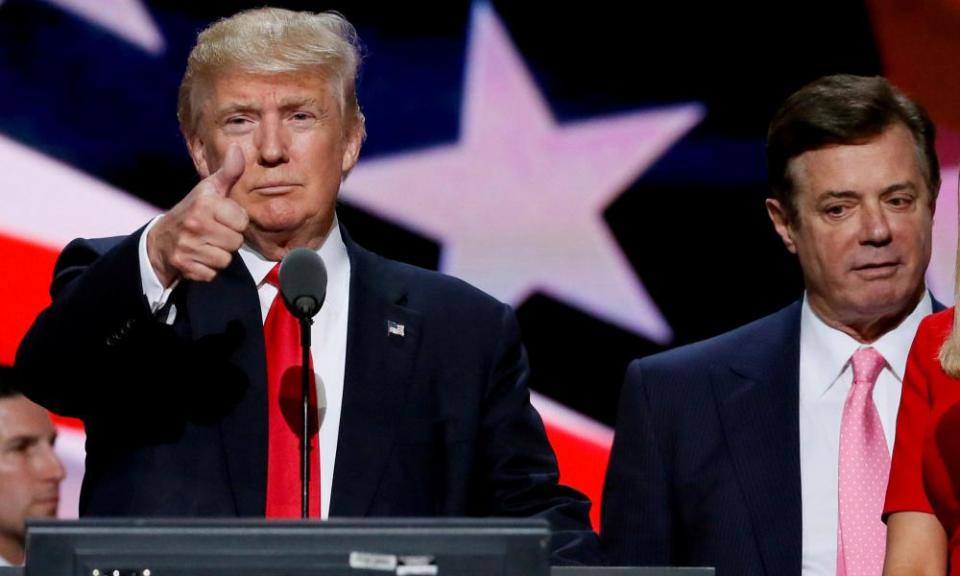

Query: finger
193;243;235;271
212;197;250;233
180;260;219;283
203;225;245;255
210;144;246;197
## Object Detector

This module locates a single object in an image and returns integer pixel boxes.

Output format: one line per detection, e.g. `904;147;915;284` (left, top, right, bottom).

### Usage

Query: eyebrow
818;181;919;200
214;97;325;119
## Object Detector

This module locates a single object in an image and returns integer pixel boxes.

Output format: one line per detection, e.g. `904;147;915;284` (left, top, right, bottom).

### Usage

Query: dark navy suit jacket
600;298;941;575
15;224;600;564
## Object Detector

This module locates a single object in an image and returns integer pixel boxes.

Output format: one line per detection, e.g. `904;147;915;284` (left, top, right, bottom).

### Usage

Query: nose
256;114;289;167
37;443;66;482
859;200;893;246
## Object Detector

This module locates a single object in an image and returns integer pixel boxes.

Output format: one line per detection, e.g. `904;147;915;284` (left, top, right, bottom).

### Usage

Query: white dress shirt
139;216;351;519
798;291;932;575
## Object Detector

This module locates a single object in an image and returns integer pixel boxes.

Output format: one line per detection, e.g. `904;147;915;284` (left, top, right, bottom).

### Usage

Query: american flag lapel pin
387;320;405;337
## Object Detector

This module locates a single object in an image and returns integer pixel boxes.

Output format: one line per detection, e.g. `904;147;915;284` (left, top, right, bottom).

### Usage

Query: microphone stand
299;317;313;520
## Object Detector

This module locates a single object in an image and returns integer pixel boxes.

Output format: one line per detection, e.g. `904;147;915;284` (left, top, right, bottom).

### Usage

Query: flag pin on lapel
387;320;405;337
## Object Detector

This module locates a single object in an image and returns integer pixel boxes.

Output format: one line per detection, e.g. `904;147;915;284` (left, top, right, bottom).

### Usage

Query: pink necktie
837;347;889;576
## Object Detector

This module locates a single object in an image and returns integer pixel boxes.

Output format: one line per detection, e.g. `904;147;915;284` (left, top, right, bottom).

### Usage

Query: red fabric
885;307;960;572
263;264;320;518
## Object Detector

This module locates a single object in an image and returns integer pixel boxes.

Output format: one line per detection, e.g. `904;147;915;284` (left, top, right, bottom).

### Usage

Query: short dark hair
766;74;939;223
0;365;21;400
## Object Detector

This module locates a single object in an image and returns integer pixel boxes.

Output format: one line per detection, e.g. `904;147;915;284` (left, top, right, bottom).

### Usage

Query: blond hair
177;7;365;140
940;182;960;376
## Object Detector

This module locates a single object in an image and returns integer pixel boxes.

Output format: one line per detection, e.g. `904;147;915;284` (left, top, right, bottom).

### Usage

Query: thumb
211;144;245;196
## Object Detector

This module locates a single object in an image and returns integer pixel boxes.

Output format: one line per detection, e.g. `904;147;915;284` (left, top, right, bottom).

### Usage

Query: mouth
251;183;300;195
852;261;901;279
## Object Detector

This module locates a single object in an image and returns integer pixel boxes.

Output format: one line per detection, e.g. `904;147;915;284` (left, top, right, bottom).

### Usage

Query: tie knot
851;347;885;388
265;263;281;288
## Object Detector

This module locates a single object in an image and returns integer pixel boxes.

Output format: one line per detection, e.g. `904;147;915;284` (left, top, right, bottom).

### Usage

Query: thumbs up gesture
147;144;250;287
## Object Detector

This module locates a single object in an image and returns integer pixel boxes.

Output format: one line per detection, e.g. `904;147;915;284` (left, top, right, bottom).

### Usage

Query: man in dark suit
601;75;941;575
14;7;598;564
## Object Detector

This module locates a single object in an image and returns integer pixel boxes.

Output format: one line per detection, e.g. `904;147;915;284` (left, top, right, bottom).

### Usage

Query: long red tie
263;264;320;518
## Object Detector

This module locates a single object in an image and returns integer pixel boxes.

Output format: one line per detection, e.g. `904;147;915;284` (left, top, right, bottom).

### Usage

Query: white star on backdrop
342;3;704;343
37;0;163;53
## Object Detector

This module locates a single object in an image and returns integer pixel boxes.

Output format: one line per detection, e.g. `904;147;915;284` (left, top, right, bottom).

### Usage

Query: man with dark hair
0;367;64;566
14;7;599;564
601;74;941;575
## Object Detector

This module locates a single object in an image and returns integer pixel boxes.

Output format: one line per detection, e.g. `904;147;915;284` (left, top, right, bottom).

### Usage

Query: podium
553;569;713;575
23;519;716;576
24;518;550;576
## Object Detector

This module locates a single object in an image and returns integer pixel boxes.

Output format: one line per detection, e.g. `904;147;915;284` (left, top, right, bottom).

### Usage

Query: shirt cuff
138;215;179;314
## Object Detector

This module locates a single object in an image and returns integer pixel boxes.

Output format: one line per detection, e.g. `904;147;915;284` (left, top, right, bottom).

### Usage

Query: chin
852;288;918;317
28;503;59;518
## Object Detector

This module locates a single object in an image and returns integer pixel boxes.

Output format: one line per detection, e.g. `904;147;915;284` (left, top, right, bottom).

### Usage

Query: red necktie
263;264;320;518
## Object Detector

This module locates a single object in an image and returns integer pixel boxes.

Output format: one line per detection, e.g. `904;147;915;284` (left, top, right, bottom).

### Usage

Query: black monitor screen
25;518;551;576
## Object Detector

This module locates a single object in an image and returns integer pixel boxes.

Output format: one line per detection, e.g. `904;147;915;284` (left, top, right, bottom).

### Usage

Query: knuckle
229;231;244;250
182;216;203;235
217;251;233;269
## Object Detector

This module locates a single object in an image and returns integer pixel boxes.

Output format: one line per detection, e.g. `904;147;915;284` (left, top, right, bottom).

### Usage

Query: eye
824;204;848;217
288;111;316;125
5;439;31;454
887;195;914;208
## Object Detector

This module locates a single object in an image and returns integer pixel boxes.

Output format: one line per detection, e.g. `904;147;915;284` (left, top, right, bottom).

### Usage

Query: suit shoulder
372;253;509;313
58;234;130;262
627;301;800;382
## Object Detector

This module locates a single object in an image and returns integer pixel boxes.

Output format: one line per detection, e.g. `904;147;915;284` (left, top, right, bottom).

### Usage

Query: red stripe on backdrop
0;232;58;365
51;414;84;431
543;422;610;531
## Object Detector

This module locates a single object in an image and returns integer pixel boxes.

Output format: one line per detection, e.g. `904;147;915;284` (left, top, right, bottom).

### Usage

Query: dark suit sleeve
15;228;169;418
601;360;673;565
478;304;603;565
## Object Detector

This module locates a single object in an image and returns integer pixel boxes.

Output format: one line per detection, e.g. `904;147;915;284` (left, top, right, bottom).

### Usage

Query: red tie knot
265;263;281;288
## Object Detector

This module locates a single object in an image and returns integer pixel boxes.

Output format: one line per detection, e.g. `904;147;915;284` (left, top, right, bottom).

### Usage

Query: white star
0;133;159;249
929;166;958;304
342;3;703;342
37;0;164;54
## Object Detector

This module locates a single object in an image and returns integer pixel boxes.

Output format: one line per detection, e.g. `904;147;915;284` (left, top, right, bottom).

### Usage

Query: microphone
279;248;327;320
277;247;327;519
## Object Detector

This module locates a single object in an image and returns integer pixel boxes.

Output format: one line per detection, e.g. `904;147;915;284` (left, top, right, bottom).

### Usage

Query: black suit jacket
600;298;942;575
15;224;600;564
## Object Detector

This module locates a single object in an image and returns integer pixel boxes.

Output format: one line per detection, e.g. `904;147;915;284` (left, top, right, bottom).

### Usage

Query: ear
187;134;211;179
766;198;798;254
340;121;364;175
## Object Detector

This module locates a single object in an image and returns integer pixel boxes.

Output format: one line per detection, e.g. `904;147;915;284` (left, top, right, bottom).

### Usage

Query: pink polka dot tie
837;347;889;576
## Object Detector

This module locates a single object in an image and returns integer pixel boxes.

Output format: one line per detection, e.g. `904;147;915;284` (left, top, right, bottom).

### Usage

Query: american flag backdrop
2;0;959;529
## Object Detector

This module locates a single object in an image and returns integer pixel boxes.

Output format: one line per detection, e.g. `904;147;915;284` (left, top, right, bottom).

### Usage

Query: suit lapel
711;301;802;576
331;232;422;516
184;254;267;516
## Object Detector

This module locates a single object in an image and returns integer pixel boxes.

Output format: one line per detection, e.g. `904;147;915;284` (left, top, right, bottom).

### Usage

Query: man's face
0;396;64;544
189;72;362;250
767;123;934;337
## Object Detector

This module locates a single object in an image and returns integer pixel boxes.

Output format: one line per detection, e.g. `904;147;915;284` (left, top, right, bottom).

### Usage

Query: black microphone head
278;248;327;320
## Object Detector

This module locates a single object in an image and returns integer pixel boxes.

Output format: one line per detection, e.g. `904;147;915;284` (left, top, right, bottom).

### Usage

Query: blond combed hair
940;183;960;376
177;7;365;140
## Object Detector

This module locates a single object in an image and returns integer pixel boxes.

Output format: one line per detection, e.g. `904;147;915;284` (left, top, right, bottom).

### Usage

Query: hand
147;144;249;286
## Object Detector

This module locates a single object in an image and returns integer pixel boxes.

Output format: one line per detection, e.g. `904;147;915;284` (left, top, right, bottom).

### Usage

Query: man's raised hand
147;144;250;287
